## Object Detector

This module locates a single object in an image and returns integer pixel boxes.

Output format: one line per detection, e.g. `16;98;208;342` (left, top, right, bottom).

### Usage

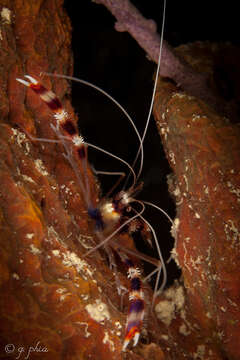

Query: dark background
63;0;238;286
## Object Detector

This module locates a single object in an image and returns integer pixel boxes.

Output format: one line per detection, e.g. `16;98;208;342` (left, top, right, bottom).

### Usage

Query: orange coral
154;43;240;360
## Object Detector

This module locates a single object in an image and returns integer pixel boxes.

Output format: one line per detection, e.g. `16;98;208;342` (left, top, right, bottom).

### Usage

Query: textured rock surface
154;43;240;360
0;1;164;359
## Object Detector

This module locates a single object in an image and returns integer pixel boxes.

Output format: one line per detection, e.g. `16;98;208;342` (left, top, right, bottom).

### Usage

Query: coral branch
94;0;224;113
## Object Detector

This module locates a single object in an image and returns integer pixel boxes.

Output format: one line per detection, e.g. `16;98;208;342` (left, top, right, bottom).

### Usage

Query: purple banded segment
122;264;145;351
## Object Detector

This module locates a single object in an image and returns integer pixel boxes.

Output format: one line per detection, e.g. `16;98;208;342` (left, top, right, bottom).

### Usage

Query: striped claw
24;75;38;84
122;262;145;351
122;325;140;351
122;299;144;351
16;74;87;171
16;78;30;87
16;75;63;112
16;75;38;87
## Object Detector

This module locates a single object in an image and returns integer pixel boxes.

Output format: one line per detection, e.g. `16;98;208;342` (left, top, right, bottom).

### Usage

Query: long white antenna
42;72;143;189
131;0;167;182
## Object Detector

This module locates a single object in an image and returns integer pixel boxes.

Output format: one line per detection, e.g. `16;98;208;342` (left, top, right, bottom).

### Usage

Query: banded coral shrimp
66;1;179;278
15;0;181;351
66;1;177;261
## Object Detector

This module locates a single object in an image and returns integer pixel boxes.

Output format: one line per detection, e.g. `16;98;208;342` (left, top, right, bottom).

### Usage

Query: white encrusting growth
26;233;34;239
224;220;240;248
22;174;36;183
193;344;206;359
183;174;188;192
103;331;115;352
12;273;20;280
1;7;11;24
179;323;191;336
29;244;42;255
169;151;176;165
227;181;240;201
75;322;91;337
194;212;200;219
155;298;175;326
34;159;49;176
85;299;110;323
52;249;60;257
191;114;207;122
62;250;95;279
171;218;180;239
155;284;185;326
11;127;30;154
